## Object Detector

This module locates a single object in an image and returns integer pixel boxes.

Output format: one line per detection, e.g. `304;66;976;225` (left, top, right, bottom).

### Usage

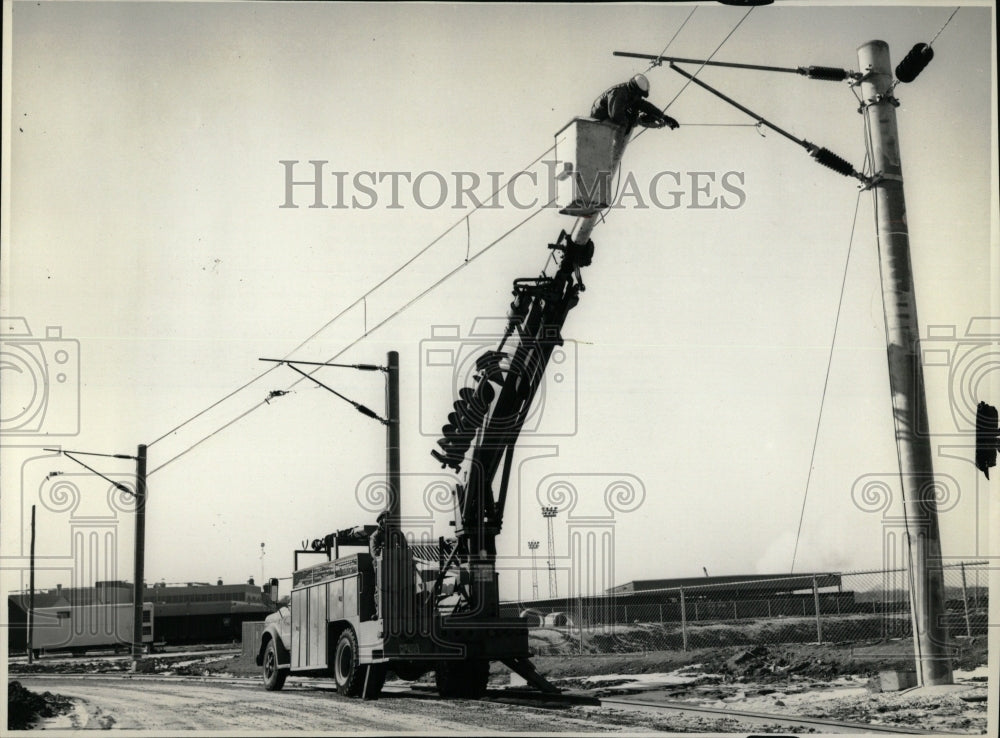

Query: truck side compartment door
308;584;327;668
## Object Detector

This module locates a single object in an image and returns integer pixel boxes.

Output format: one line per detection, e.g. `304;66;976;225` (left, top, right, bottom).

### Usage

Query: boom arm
430;116;633;615
430;232;594;613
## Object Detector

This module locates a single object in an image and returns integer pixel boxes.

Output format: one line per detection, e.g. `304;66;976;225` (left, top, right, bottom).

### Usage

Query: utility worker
591;74;679;133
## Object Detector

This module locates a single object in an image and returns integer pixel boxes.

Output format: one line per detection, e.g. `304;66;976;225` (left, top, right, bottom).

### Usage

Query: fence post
659;604;663;623
812;576;823;644
680;587;688;652
623;605;628;623
767;599;771;618
733;601;738;620
960;562;972;638
579;596;585;654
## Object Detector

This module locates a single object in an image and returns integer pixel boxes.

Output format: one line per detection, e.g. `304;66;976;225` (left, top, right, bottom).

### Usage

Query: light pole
45;445;148;663
528;541;540;601
260;542;266;586
542;507;558;599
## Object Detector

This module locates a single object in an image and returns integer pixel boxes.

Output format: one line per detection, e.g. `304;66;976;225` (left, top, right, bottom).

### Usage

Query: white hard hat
630;74;650;97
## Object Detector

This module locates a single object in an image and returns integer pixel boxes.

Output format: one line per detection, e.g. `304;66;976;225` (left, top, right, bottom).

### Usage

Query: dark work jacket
591;83;663;127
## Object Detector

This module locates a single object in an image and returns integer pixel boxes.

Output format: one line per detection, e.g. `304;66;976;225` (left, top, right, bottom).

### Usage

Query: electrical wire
790;180;866;574
593;10;697;222
148;8;755;475
645;6;699;73
644;6;756;132
928;7;960;47
146;143;557;450
147;200;554;478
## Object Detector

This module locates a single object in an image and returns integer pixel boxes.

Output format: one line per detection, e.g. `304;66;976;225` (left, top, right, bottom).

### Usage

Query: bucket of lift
553;117;628;217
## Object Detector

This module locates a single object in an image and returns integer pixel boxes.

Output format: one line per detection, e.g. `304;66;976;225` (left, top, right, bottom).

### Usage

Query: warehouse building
8;579;277;653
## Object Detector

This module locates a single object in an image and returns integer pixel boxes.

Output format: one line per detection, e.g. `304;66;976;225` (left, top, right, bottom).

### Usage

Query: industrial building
8;579;277;654
502;572;855;625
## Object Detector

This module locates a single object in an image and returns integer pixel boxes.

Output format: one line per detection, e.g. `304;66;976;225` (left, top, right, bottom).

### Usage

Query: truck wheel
435;659;490;699
262;639;287;691
333;628;365;697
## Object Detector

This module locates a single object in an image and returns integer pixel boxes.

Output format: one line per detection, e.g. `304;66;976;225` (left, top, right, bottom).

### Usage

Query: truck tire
435;659;490;699
333;628;365;697
262;638;288;691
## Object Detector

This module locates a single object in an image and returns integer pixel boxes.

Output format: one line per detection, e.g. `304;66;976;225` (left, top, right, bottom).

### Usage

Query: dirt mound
531;637;988;683
530;614;923;656
7;680;74;730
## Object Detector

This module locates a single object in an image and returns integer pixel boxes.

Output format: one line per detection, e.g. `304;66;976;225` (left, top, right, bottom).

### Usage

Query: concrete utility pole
857;40;952;686
132;444;148;662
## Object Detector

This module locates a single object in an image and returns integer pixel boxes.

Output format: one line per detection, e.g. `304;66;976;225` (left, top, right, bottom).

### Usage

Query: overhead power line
146;144;557;452
147;200;553;477
146;8;757;475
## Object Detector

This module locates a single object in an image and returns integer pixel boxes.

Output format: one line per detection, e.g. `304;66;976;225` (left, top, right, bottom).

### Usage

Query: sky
1;1;997;605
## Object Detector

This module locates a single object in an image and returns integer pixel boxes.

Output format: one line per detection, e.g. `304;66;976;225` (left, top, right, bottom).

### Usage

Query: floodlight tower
527;541;540;600
542;507;558;598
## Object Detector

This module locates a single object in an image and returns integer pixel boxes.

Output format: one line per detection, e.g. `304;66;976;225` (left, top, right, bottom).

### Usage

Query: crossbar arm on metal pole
614;50;857;81
667;63;869;182
259;357;385;372
667;63;808;147
273;361;388;424
44;449;136;495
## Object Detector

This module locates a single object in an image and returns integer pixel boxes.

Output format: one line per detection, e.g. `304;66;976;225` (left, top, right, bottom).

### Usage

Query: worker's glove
638;113;667;129
638;113;680;130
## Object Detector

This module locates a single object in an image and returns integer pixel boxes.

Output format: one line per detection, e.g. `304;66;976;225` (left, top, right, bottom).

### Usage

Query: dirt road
15;675;795;733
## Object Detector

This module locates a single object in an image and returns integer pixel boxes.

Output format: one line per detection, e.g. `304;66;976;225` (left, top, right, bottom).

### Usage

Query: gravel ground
8;637;989;733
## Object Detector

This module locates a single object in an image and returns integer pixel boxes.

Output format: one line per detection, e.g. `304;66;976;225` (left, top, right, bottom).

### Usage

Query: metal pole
528;541;540;600
543;507;558;598
812;576;823;644
384;351;402;636
679;588;688;652
385;351;401;529
858;40;953;686
960;563;972;638
132;444;147;662
28;505;36;663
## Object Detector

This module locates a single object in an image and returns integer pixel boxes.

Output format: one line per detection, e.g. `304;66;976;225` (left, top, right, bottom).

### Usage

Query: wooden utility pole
857;40;952;686
132;444;148;662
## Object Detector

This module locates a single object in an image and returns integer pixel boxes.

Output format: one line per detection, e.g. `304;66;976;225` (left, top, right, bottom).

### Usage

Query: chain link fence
500;561;989;655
